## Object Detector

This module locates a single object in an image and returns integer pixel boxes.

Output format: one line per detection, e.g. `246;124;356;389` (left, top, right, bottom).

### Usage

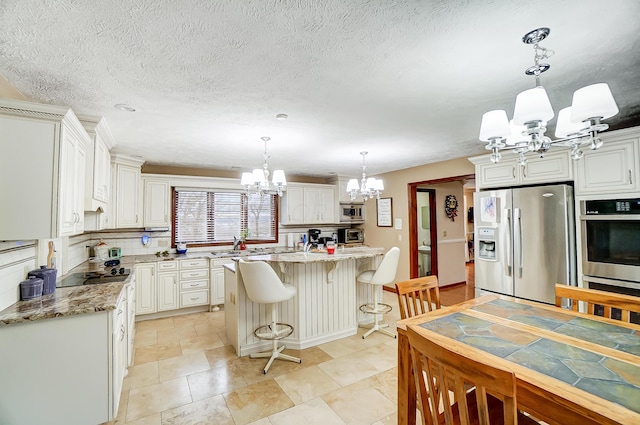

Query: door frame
408;174;475;279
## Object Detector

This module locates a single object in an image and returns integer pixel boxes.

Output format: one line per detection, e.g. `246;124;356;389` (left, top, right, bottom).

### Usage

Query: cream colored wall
362;156;475;285
0;73;25;100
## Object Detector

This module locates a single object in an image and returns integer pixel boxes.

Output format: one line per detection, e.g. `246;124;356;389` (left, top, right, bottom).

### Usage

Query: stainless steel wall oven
581;198;640;324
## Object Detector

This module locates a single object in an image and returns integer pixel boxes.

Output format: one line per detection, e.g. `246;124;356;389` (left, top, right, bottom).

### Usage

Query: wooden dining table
397;295;640;425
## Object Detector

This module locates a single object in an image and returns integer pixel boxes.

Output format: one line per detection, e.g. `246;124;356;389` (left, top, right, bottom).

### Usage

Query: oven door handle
581;214;640;221
583;275;640;291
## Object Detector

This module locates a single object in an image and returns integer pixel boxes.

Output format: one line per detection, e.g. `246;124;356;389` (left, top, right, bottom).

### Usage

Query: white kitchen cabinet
79;115;114;214
210;258;232;311
0;99;90;239
126;276;136;367
470;150;572;189
135;263;156;314
0;286;131;425
281;184;336;224
575;137;639;196
112;154;144;228
144;179;171;228
157;261;179;311
179;258;210;308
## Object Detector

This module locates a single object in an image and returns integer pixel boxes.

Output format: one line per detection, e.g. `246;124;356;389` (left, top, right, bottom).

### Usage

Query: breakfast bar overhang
224;248;385;357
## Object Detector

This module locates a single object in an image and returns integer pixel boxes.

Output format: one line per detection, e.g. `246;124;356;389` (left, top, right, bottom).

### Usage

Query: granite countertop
241;247;384;263
0;278;129;326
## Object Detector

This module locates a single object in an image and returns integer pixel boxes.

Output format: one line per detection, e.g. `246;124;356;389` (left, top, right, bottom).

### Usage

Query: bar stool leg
360;288;396;339
250;303;301;374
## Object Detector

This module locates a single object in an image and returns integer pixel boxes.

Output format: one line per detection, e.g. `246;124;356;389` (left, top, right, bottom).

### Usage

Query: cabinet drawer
180;258;209;269
180;290;209;307
180;269;209;280
211;258;234;267
158;261;178;271
180;279;209;291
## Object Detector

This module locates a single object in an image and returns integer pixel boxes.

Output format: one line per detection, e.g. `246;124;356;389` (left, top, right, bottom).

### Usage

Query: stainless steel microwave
339;203;364;223
338;228;364;244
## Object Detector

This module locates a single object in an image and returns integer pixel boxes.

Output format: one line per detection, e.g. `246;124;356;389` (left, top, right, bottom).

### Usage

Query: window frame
171;187;279;248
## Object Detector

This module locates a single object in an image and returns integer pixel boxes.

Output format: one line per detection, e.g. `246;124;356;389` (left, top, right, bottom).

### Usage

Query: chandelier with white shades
479;27;619;166
240;136;287;197
347;151;384;201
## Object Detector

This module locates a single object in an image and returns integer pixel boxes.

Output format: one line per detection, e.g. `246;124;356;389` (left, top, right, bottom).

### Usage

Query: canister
28;265;57;295
20;276;43;301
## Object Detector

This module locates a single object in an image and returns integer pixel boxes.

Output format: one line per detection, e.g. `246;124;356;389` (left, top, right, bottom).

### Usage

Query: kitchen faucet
233;236;240;251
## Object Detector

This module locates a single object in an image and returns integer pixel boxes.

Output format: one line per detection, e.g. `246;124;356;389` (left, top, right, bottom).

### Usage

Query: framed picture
376;197;393;227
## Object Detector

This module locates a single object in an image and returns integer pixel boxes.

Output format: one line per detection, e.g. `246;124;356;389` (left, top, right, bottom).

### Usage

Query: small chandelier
240;136;287;197
479;27;619;166
347;151;384;201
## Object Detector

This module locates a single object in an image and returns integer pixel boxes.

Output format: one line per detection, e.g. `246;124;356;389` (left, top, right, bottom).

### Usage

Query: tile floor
106;290;405;425
106;266;476;425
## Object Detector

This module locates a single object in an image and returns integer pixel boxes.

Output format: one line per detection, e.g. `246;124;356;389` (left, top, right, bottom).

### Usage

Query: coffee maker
308;229;321;247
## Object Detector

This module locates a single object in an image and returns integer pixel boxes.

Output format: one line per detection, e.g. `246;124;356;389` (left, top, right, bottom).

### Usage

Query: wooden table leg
398;330;415;425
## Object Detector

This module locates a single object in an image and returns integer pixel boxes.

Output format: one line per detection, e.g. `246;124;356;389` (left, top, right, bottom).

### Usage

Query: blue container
28;265;57;295
20;276;43;300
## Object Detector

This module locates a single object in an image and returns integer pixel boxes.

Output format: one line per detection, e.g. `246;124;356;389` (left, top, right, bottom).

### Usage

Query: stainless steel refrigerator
474;184;576;304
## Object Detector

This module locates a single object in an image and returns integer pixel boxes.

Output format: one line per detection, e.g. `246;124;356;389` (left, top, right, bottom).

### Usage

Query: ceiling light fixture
479;27;619;166
240;136;287;197
114;103;136;112
347;151;384;201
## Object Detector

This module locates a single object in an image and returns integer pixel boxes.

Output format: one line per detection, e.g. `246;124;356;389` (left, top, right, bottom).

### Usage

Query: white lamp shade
365;177;377;191
505;120;528;146
570;83;619;122
252;169;267;186
346;179;359;192
513;86;554;125
372;179;384;191
272;169;287;185
479;110;510;141
240;172;255;185
555;107;585;138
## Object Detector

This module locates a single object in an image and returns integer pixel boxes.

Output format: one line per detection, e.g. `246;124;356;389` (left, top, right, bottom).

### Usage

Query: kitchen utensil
47;241;56;268
176;242;187;254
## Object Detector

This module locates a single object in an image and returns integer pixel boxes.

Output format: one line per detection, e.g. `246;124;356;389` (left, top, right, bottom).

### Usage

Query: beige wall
362;156;475;285
0;73;26;100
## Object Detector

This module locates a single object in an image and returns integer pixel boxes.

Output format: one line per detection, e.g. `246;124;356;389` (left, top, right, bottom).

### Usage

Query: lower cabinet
179;258;210;308
0;285;131;425
135;263;156;314
211;259;233;310
157;261;179;311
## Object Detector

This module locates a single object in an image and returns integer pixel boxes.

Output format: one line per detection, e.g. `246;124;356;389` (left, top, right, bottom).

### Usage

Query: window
172;189;278;246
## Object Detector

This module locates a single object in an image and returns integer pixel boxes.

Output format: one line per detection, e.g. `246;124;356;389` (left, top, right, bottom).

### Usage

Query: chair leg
250;304;301;374
361;287;396;339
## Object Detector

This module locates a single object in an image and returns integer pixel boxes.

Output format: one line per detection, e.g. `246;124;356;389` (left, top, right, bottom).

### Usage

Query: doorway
408;174;475;280
416;189;436;277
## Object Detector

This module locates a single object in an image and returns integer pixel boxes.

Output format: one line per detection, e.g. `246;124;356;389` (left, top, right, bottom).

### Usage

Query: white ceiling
2;0;640;178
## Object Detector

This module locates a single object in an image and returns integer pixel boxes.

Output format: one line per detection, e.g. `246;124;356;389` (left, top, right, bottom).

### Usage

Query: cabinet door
116;165;141;228
521;151;572;185
144;180;170;227
58;127;78;235
134;264;156;314
318;187;336;223
94;136;111;203
281;186;304;224
211;267;225;306
157;272;178;311
304;187;321;223
74;141;86;232
476;160;519;189
575;138;639;195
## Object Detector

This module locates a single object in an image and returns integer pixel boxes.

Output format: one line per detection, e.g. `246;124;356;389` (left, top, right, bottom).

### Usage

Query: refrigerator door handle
515;208;523;278
504;208;512;277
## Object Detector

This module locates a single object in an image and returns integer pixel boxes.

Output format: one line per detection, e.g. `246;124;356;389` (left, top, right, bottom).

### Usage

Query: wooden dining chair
555;284;640;323
396;276;442;320
407;325;540;425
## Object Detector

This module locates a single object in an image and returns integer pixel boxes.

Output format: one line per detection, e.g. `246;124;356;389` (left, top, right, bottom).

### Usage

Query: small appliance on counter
338;228;364;245
308;229;321;247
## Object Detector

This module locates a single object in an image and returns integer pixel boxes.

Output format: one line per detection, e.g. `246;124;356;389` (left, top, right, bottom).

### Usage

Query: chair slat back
395;276;441;320
555;284;640;323
407;325;518;425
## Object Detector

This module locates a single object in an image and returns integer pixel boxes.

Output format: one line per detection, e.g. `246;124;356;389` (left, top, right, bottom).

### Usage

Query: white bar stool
357;247;400;339
237;259;302;374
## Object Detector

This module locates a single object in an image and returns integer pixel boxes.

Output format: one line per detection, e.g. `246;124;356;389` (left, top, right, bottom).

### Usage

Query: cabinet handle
190;283;198;286
629;169;633;185
190;273;199;277
512;167;516;178
522;166;527;178
190;297;198;301
136;215;138;223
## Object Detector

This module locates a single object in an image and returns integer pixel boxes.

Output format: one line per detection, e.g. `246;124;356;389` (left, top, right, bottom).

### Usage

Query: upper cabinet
143;179;170;228
574;134;639;197
111;155;144;228
0;98;90;239
280;183;336;225
470;150;573;190
79;115;114;212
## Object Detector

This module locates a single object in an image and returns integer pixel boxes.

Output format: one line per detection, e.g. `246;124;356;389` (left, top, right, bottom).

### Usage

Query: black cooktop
57;268;131;288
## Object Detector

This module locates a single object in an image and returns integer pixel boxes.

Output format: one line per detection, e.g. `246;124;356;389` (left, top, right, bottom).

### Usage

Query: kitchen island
224;247;385;356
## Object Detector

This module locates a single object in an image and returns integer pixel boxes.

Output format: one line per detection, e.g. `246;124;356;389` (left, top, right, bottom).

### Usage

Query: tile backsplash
0;241;37;312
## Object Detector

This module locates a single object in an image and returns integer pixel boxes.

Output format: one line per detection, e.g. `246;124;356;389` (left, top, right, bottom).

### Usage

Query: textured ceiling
1;0;640;178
